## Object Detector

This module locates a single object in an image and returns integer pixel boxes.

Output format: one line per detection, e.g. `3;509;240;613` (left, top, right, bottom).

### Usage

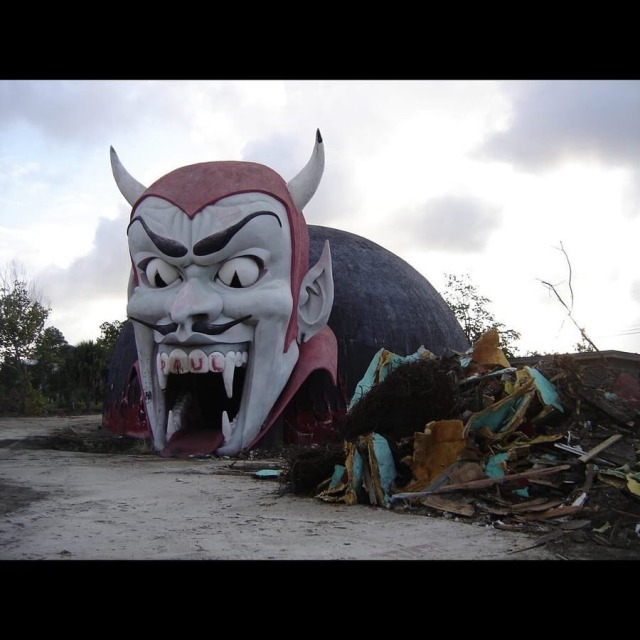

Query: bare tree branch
538;239;604;358
557;241;574;312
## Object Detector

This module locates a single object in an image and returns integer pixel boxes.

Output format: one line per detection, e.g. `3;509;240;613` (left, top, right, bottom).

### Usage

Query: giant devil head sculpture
110;130;336;457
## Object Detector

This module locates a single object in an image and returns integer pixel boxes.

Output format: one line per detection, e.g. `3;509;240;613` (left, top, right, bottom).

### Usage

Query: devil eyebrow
193;211;282;257
127;217;188;258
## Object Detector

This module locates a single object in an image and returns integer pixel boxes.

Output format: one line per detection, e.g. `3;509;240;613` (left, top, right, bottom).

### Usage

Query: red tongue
160;429;225;459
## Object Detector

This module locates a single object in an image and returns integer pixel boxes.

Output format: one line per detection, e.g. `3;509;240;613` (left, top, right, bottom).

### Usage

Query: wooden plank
511;499;565;513
392;465;571;503
431;464;571;494
554;442;616;467
520;504;584;521
578;434;623;463
508;497;549;510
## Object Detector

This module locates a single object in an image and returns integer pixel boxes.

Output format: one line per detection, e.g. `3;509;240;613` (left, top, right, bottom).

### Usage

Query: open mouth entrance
160;368;246;458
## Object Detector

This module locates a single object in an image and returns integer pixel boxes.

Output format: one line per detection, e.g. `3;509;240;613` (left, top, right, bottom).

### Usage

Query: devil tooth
169;349;189;374
157;347;248;388
210;351;225;372
189;349;209;373
167;409;181;439
223;351;236;398
157;353;169;390
222;410;232;442
167;393;190;440
221;411;238;445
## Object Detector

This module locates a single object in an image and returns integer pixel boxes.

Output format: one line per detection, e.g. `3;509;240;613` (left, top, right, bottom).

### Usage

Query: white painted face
127;192;299;456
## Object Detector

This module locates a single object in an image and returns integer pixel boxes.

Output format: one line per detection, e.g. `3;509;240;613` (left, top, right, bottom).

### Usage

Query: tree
0;262;50;364
31;326;69;404
0;262;50;413
96;319;126;359
443;273;521;359
66;340;106;411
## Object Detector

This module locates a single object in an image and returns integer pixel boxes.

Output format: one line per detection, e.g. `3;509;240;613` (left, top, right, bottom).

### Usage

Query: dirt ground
0;414;637;561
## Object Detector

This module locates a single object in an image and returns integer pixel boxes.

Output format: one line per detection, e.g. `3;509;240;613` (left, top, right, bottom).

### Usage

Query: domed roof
309;225;469;396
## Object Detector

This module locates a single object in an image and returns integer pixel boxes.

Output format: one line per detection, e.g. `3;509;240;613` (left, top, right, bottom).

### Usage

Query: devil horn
287;129;325;212
110;146;147;206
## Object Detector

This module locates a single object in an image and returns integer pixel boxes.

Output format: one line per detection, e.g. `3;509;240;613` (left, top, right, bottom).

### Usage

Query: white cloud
478;80;640;170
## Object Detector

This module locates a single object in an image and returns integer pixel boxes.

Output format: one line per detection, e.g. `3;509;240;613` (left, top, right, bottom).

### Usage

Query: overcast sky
1;79;639;356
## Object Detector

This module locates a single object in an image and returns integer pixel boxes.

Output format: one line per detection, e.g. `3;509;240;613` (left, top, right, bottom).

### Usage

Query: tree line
0;263;125;416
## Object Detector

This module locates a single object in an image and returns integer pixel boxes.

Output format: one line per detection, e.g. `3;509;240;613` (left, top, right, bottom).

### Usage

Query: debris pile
281;329;640;555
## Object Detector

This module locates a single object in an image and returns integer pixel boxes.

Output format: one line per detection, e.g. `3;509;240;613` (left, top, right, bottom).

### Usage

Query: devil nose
170;279;223;327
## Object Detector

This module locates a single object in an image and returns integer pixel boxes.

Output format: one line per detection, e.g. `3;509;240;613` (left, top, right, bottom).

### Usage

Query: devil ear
297;240;334;343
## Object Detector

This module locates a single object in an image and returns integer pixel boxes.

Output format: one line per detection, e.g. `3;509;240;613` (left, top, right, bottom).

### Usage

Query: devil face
112;130;335;458
128;192;303;456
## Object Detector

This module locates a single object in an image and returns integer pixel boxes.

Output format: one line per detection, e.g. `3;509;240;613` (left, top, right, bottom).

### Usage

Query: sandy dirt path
0;415;560;560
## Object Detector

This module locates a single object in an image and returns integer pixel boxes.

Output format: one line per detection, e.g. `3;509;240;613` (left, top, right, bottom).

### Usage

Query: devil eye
216;256;262;288
144;258;182;288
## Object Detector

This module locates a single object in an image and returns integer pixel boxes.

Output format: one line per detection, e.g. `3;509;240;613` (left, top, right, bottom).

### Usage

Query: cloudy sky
1;79;639;356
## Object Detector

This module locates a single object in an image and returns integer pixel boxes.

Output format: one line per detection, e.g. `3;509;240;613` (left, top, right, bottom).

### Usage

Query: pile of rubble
281;329;640;556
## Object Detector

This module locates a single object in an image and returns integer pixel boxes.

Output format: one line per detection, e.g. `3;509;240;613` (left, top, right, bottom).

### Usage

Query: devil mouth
156;344;248;458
